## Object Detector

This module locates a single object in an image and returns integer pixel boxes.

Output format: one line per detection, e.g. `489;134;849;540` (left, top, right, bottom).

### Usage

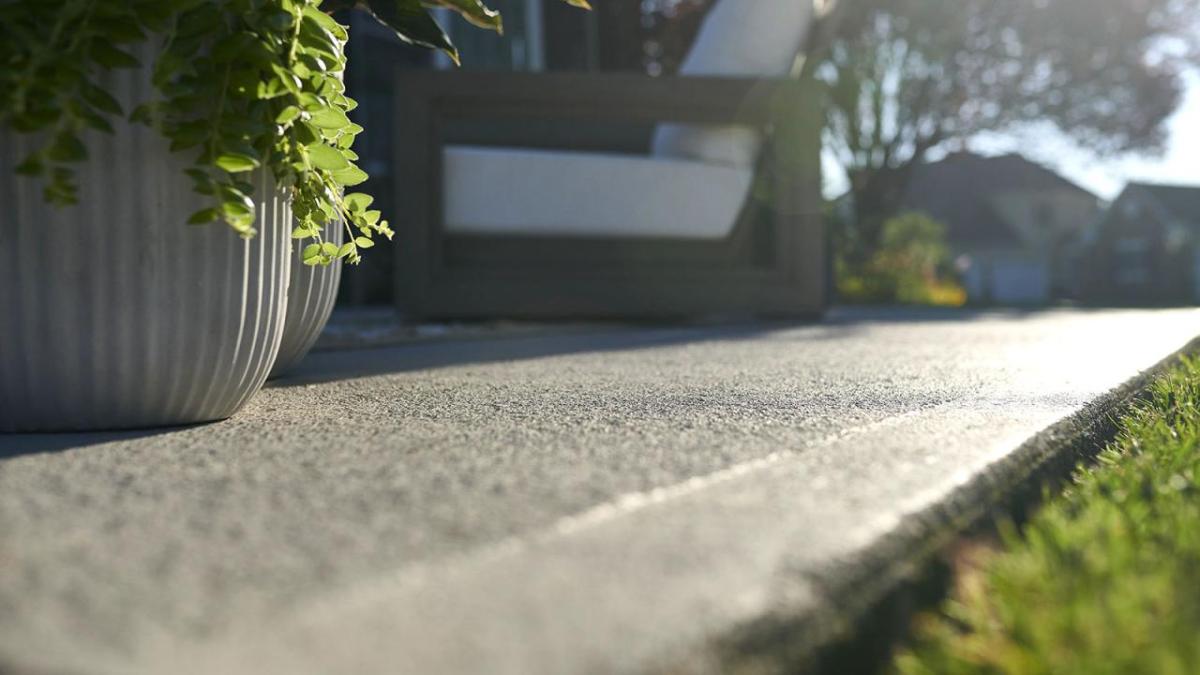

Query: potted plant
0;0;586;432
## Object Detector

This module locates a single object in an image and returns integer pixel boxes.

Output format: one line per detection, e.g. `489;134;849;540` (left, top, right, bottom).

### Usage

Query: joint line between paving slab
272;405;948;625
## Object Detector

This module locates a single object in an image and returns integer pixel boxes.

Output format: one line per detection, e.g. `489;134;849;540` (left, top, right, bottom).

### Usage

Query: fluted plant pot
0;62;291;432
1;0;591;428
270;220;343;378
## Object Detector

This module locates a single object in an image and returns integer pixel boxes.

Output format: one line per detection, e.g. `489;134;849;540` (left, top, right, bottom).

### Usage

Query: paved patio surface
1;308;1197;674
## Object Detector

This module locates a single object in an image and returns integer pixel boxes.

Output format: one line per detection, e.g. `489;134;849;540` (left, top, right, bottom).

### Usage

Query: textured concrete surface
1;308;1197;674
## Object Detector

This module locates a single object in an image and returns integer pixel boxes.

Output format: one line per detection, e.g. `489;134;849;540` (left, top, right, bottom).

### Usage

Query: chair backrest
651;0;817;167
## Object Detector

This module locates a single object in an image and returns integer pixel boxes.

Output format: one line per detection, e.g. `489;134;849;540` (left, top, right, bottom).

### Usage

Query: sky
995;71;1200;201
823;71;1200;203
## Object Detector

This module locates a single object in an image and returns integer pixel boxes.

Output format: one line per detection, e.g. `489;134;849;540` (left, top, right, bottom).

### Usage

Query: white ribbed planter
0;49;291;432
270;221;343;378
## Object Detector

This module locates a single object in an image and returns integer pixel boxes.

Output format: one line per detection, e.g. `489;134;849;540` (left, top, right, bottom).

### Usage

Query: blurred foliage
819;0;1200;261
837;212;966;307
896;354;1200;673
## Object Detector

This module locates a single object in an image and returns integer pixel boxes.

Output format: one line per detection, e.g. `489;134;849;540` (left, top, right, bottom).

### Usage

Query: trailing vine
0;0;589;266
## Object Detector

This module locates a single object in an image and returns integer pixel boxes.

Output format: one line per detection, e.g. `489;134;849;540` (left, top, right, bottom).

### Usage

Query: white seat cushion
652;0;816;167
443;145;754;239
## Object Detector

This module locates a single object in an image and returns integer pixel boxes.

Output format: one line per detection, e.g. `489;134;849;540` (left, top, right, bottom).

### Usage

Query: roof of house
899;152;1097;248
1128;182;1200;226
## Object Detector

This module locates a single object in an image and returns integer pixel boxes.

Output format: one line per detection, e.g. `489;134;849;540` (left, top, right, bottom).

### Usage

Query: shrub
837;212;967;306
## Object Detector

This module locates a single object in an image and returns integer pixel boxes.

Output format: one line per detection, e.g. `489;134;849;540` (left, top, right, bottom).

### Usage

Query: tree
820;0;1200;261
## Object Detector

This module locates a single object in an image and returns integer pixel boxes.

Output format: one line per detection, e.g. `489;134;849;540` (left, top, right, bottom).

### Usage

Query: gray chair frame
392;70;826;320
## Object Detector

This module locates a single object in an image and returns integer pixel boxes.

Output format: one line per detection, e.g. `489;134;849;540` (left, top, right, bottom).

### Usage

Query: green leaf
45;133;87;162
307;143;349;171
337;242;356;258
184;168;210;182
220;198;253;218
344;192;374;212
426;0;503;32
299;16;342;61
302;5;349;40
361;0;460;64
355;236;375;248
133;1;176;31
92;16;147;43
91;40;141;69
322;241;340;256
265;10;296;31
215;153;260;173
211;31;255;62
330;165;369;186
257;78;288;100
10;107;61;133
129;103;157;125
218;183;255;207
294;121;321;146
302;243;322;261
77;106;116;134
81;83;124;115
245;39;280;67
296;92;324;109
14;155;44;176
187;208;220;224
307;107;350;129
175;4;222;40
269;63;303;94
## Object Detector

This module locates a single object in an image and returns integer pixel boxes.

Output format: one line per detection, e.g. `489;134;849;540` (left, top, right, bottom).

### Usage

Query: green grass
894;355;1200;675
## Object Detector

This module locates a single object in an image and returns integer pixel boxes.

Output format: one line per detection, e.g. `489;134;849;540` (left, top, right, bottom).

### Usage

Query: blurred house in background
900;152;1101;305
1076;183;1200;306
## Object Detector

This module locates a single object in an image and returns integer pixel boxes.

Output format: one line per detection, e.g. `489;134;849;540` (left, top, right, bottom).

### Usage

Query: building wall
948;187;1098;306
986;188;1100;299
988;189;1099;251
1079;190;1196;305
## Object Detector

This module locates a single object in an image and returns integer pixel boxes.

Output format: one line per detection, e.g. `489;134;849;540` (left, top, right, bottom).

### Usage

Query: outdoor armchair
394;0;839;319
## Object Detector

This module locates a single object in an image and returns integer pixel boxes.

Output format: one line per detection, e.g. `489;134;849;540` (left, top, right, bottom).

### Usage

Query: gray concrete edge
710;335;1200;674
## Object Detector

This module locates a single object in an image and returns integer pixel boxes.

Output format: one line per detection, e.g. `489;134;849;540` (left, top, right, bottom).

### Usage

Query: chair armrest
394;70;815;127
389;69;827;311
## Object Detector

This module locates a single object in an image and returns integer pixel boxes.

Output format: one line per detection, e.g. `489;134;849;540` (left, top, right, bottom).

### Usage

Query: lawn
895;355;1200;674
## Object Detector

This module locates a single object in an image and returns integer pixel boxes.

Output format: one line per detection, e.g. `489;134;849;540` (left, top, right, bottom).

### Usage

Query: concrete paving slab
1;308;1197;674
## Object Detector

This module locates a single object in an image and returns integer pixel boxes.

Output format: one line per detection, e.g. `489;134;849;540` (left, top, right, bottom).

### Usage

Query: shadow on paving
274;305;1061;387
0;426;196;460
1;306;1029;459
273;322;808;387
0;324;794;459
